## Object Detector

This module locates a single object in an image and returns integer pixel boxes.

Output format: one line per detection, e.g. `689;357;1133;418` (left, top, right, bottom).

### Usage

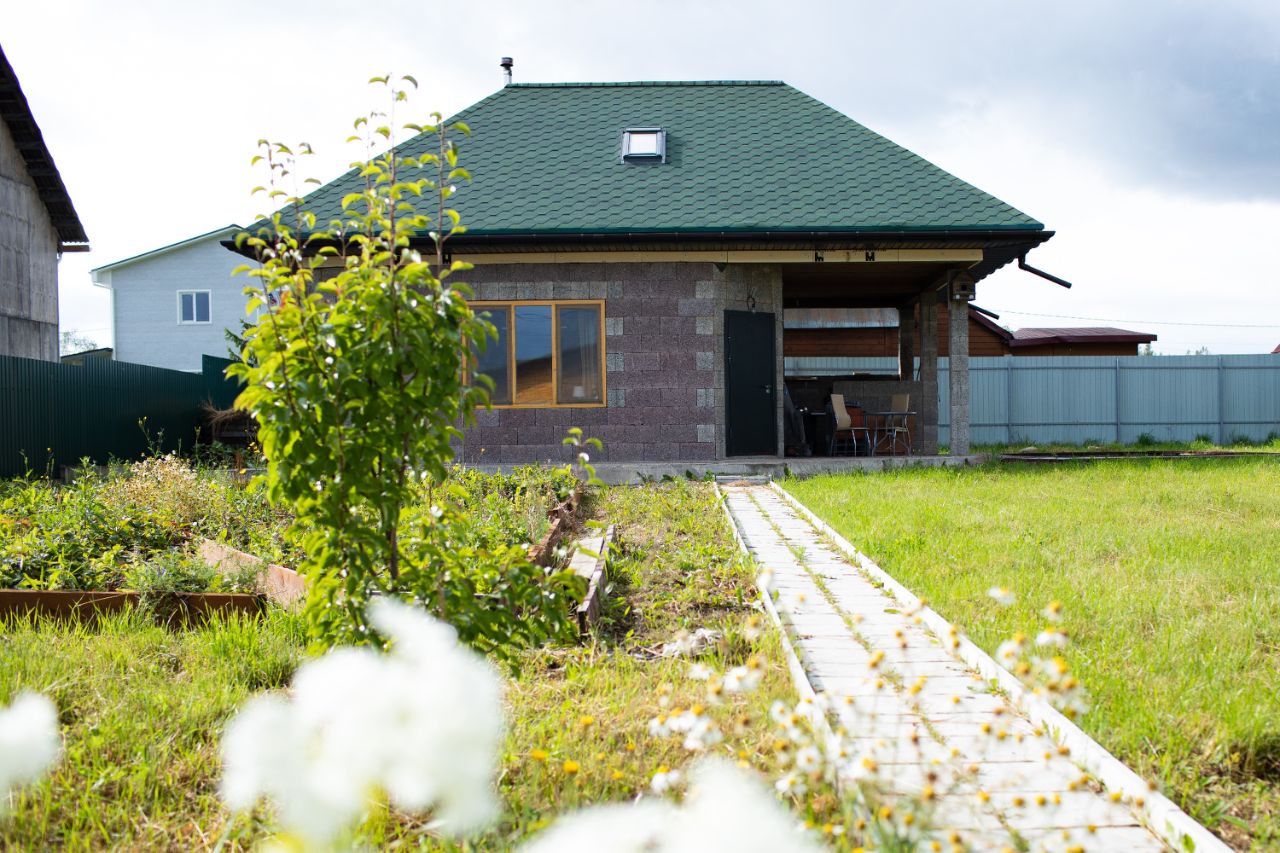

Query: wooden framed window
472;301;606;408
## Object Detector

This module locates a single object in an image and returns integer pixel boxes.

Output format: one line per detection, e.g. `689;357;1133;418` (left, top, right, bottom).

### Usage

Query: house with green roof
240;79;1059;464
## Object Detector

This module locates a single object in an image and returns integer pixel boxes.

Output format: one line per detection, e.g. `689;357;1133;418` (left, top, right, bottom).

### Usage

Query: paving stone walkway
722;482;1168;852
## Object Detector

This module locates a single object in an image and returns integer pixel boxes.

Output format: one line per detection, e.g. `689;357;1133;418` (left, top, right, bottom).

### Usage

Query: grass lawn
783;459;1280;850
0;480;800;850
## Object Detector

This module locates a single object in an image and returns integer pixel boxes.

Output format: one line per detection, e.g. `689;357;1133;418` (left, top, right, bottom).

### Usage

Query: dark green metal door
724;310;777;456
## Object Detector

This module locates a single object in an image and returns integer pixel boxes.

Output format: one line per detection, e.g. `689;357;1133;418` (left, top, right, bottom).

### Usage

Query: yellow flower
562;759;580;774
529;748;549;763
579;715;595;728
611;769;624;781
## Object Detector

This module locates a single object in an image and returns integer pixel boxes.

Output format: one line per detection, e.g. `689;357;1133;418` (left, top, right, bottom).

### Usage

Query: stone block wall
457;261;784;463
0;118;59;361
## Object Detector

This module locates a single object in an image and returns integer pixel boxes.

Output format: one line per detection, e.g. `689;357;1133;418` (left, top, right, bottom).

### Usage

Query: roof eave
94;224;243;275
0;46;89;247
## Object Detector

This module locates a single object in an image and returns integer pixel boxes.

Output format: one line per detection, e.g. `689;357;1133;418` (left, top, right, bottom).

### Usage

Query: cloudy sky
9;0;1279;353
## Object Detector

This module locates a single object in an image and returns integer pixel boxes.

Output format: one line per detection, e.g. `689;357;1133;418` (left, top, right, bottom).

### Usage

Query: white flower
0;692;60;804
723;665;761;694
987;586;1015;606
768;700;791;725
794;746;822;773
1035;628;1069;648
682;718;723;752
221;599;504;844
522;760;821;852
648;715;671;738
687;663;714;681
651;766;682;793
661;628;721;658
996;635;1026;666
774;770;808;797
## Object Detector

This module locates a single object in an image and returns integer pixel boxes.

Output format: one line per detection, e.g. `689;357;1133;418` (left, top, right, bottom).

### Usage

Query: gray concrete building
0;44;90;361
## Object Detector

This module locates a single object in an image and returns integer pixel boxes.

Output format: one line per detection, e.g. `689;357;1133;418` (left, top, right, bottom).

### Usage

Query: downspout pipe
1018;254;1072;288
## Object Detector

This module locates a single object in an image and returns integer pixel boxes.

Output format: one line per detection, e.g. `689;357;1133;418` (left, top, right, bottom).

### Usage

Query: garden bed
0;588;263;625
0;480;798;850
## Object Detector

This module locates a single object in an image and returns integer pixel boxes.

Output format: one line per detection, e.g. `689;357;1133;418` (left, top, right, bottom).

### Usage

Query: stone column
897;299;917;381
948;273;973;456
918;293;939;454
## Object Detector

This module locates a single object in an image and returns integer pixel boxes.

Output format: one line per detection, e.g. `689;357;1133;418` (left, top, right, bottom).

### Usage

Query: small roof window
621;127;666;163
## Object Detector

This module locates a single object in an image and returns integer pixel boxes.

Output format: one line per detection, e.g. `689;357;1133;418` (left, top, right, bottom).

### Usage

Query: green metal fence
0;354;241;478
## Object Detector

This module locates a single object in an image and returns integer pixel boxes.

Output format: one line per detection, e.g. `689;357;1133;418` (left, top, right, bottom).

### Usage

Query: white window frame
621;127;666;163
177;290;212;325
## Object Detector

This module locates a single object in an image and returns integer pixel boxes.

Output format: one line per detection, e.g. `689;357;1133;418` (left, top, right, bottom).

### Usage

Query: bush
229;78;583;660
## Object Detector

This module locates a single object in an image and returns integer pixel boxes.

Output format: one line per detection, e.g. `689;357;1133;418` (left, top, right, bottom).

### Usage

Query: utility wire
998;311;1280;329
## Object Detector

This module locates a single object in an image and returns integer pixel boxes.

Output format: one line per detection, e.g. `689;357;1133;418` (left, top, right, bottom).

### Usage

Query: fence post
1005;356;1013;445
1114;358;1122;443
1217;356;1226;444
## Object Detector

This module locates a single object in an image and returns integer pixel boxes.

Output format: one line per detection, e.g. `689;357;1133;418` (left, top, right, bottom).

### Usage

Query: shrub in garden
229;77;582;659
0;470;176;590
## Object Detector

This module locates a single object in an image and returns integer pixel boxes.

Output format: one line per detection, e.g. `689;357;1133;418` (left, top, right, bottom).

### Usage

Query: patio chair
878;393;912;456
829;393;871;456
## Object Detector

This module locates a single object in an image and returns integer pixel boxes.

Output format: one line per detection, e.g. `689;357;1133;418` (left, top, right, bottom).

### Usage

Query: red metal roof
1010;327;1157;347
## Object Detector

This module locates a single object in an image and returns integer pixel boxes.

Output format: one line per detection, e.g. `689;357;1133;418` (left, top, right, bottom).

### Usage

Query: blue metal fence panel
829;354;1280;447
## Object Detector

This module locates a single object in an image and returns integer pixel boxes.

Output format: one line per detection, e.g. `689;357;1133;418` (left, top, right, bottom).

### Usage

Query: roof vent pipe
500;57;514;86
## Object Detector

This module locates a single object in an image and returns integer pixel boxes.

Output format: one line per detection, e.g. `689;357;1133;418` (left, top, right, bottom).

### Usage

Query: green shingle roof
292;80;1042;237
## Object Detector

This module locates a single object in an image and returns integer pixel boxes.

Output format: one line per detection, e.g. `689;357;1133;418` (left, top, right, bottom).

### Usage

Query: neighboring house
237;79;1068;461
0;44;90;361
1272;344;1279;355
59;346;113;366
91;225;253;372
784;305;1155;363
1004;325;1157;356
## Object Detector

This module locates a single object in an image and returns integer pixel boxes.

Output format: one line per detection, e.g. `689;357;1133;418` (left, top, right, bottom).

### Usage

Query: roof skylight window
621;127;666;163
